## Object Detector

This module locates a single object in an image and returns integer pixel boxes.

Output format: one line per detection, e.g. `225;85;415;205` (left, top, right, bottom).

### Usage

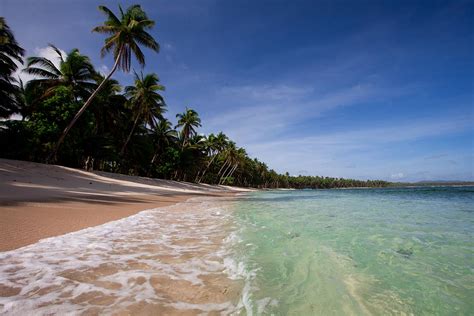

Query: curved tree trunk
219;162;234;185
120;113;140;155
147;146;160;177
217;158;230;177
227;164;238;179
196;154;217;183
220;164;237;185
49;48;123;163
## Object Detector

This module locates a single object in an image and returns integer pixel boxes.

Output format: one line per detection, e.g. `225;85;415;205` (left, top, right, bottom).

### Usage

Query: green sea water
230;187;474;315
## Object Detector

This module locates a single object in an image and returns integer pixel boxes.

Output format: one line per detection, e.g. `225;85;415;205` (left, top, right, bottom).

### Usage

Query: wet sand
0;159;247;251
0;159;251;314
0;196;245;314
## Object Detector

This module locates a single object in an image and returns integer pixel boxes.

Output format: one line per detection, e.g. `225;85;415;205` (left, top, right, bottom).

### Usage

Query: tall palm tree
149;119;177;166
23;44;96;100
220;147;247;184
51;4;160;160
121;72;165;154
175;108;201;147
0;17;25;118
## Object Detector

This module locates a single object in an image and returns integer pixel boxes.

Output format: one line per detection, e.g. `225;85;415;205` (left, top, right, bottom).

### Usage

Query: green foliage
0;17;25;117
92;4;159;72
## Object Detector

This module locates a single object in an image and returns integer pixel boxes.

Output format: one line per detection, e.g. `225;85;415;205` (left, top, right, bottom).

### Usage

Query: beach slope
0;158;247;251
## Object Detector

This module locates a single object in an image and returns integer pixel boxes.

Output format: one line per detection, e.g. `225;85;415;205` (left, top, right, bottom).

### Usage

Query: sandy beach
0;159;246;252
0;159;252;314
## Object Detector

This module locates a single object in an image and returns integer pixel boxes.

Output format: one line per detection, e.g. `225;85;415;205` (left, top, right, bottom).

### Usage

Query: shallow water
0;197;245;315
230;187;474;315
1;187;473;315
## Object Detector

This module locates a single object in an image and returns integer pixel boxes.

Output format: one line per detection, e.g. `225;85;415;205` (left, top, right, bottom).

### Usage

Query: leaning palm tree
0;17;25;118
175;108;201;147
51;4;160;161
196;132;229;182
149;119;177;166
23;44;96;100
121;72;165;154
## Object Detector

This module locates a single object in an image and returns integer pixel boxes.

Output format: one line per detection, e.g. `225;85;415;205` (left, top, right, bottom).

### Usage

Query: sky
2;0;473;181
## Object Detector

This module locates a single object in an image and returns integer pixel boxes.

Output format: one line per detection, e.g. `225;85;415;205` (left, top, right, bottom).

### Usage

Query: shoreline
0;158;249;252
0;195;246;314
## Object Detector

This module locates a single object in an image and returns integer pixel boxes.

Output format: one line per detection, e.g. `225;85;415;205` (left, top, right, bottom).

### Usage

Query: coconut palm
121;72;165;154
0;17;25;117
51;4;160;160
175;108;201;147
196;132;229;182
23;44;96;100
220;147;247;184
149;118;177;166
89;75;129;137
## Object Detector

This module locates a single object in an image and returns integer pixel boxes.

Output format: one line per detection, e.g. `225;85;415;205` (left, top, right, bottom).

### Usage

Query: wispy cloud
202;81;409;145
98;64;109;76
240;115;473;179
390;172;405;180
14;46;67;84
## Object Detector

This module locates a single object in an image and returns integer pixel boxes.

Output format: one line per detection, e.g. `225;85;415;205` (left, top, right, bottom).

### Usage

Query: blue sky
3;0;473;181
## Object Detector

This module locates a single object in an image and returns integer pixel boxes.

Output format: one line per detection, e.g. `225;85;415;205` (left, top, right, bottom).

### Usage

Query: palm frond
47;43;64;62
98;5;121;26
25;56;61;76
134;31;159;52
22;67;59;79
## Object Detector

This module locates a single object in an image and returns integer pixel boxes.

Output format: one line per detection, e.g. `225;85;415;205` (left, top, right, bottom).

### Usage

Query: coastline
0;158;253;314
0;158;248;252
0;195;247;314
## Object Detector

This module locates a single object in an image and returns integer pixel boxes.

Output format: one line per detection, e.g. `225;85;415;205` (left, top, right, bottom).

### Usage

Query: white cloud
163;43;175;51
13;46;67;84
219;84;313;102
236;115;473;179
390;172;405;179
98;64;109;76
203;82;380;143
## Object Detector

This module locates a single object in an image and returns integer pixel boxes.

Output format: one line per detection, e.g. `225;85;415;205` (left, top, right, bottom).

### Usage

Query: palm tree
219;146;247;185
23;44;96;100
196;132;229;182
0;17;25;118
149;119;177;166
175;108;201;147
90;75;127;135
51;4;160;160
121;72;165;154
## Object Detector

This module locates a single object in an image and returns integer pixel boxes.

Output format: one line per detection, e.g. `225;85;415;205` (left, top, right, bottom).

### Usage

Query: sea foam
0;197;248;315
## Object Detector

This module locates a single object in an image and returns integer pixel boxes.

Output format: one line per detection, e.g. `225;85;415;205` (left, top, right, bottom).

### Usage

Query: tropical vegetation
0;7;390;189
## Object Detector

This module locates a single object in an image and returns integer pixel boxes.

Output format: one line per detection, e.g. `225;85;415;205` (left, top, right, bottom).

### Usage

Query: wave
0;197;247;315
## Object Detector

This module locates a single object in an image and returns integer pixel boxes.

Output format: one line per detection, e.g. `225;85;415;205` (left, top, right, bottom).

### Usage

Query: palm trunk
120;113;140;155
219;162;234;184
221;164;237;185
197;154;217;183
227;164;238;179
150;151;159;165
147;149;160;177
217;158;230;177
220;164;236;185
49;47;123;162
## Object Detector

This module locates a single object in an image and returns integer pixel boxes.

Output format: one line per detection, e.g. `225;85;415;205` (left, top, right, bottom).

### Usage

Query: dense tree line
0;7;390;189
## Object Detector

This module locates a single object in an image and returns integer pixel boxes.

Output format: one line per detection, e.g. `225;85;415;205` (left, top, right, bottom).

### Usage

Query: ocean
1;187;472;315
230;187;474;315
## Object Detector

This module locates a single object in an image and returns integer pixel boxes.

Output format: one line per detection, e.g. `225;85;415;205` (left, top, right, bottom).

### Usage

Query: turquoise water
231;187;474;315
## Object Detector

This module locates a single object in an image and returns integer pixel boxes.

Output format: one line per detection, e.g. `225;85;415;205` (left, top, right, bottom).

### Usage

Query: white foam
0;197;249;315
